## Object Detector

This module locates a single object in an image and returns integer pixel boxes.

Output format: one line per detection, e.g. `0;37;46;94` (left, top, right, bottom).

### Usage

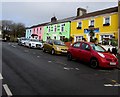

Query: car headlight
57;47;60;50
98;52;105;58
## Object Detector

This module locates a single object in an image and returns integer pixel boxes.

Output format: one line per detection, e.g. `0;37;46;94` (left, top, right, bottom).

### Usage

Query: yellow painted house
71;6;118;44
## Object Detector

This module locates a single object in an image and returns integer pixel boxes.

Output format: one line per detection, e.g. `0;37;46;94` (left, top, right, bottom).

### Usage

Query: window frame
60;23;65;32
73;42;81;48
103;16;111;26
77;21;82;29
81;43;90;51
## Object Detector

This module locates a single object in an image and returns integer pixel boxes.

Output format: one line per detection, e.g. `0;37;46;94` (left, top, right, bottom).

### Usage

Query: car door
71;42;81;59
47;40;53;52
80;43;92;62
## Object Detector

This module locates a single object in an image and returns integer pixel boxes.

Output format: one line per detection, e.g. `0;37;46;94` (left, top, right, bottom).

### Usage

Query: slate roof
74;6;118;20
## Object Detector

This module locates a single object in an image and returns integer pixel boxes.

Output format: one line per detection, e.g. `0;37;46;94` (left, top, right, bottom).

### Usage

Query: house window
77;22;82;29
60;36;65;41
47;36;50;40
76;36;83;42
39;36;41;40
103;16;110;26
39;28;41;34
90;20;94;26
54;36;56;39
54;25;57;32
37;28;38;34
61;24;65;32
101;34;113;45
48;26;50;32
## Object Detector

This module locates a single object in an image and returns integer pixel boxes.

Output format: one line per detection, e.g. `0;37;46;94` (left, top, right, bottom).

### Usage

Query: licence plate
110;62;116;65
62;51;67;53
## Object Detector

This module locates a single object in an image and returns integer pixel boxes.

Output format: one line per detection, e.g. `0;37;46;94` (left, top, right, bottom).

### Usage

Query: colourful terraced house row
25;5;120;44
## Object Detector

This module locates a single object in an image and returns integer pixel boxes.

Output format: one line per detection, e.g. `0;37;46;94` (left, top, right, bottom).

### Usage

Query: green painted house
43;16;76;41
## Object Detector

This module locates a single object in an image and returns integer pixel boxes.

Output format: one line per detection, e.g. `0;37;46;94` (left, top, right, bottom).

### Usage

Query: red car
67;41;118;68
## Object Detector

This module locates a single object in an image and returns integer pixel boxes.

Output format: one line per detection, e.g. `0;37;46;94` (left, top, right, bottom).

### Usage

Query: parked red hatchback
67;41;118;68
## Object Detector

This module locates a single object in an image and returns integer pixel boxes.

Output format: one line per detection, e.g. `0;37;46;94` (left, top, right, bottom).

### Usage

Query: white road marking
3;84;13;96
64;67;74;70
11;45;16;48
64;67;70;70
48;61;52;63
75;68;79;70
0;73;3;80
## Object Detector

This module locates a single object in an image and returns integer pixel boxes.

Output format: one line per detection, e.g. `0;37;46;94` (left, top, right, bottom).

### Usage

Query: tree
1;20;25;41
1;20;13;39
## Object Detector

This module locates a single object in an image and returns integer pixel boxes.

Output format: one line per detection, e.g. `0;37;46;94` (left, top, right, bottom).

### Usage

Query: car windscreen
54;40;65;46
90;44;106;52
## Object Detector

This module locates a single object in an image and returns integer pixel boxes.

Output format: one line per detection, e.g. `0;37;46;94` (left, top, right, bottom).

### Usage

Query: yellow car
43;39;68;55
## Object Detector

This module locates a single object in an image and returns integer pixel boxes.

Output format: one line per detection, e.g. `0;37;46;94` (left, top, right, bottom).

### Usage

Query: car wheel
23;43;25;46
67;52;72;61
29;44;31;48
43;47;46;52
51;49;55;55
90;59;99;69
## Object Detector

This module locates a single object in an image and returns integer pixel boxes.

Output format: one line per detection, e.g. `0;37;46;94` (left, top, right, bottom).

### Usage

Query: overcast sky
1;1;118;27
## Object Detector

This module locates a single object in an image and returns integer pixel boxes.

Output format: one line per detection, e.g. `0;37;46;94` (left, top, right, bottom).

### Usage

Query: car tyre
67;52;72;61
29;44;31;48
90;59;99;69
43;47;46;52
51;49;55;55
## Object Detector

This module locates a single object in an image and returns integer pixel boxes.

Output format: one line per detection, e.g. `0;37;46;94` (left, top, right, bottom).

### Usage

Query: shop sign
84;28;99;33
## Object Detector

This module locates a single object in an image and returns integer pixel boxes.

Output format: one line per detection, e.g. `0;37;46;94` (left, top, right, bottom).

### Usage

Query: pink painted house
31;23;48;40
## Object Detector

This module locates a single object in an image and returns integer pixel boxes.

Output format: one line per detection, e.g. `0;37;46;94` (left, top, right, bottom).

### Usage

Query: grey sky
2;2;118;27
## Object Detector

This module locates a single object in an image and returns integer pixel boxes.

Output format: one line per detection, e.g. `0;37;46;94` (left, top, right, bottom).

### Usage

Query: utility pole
118;0;120;54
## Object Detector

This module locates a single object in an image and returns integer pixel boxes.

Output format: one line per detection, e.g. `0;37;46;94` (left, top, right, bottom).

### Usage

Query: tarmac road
2;42;120;96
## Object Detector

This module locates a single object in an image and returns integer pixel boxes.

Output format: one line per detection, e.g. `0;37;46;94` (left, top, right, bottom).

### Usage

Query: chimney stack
51;16;57;22
77;8;87;17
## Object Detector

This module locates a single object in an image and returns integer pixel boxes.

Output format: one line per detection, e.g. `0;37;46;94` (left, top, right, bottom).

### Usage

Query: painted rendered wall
25;28;32;39
32;26;44;40
71;13;118;42
43;22;71;41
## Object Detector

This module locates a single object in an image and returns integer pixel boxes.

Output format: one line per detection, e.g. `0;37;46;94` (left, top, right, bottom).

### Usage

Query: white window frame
54;25;57;32
77;21;82;28
89;19;95;26
103;16;111;25
75;36;83;42
60;23;65;32
48;26;50;33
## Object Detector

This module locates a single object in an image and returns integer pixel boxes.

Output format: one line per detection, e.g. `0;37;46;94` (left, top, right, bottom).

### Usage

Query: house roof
31;22;50;28
74;6;118;20
46;16;76;25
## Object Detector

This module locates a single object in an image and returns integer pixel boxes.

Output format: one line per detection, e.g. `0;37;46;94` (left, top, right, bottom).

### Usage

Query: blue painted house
25;27;32;39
